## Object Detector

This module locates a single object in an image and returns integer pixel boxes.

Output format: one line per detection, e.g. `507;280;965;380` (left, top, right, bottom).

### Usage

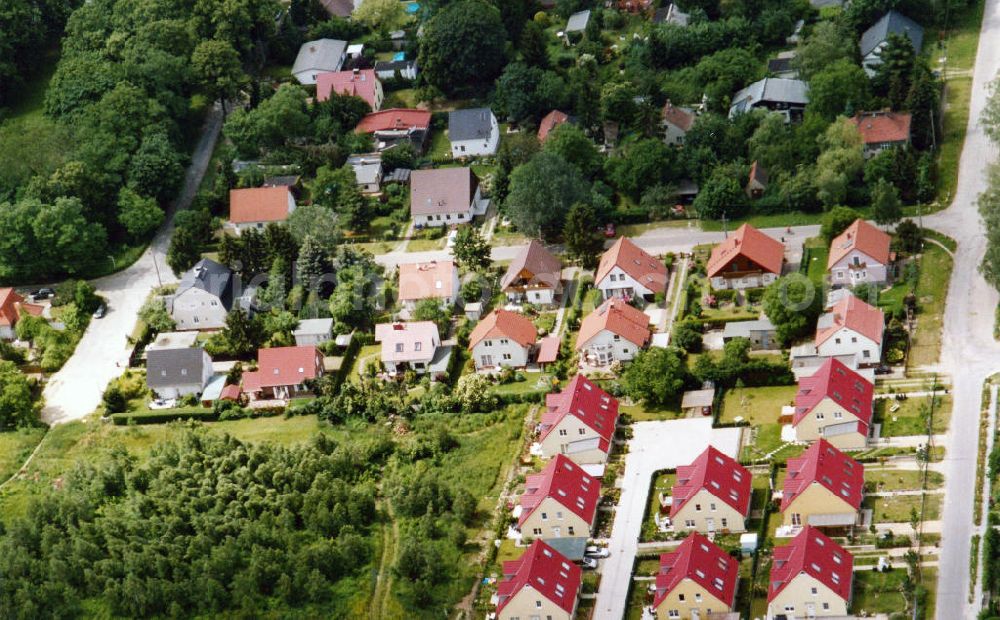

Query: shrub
102;386;128;414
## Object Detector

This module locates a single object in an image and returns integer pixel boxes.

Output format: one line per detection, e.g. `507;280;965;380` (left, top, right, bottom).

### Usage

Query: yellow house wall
794;397;867;449
782;483;858;527
671;488;747;534
654;577;732;620
538;415;608;465
767;573;850;618
498;584;575;620
520;496;592;540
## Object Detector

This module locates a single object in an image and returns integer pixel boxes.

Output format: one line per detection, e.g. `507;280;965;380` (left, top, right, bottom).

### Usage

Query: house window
785;605;795;612
500;339;509;345
791;513;801;526
695;504;701;511
816;412;825;419
613;335;621;341
414;342;422;352
721;518;728;527
181;369;187;376
559;429;568;436
823;603;830;610
541;512;548;521
710;503;716;511
484;340;492;347
578;428;586;435
567;526;575;535
395;343;404;353
532;528;542;536
811;587;818;595
835;337;841;344
851;336;857;343
460;145;465;152
678;594;685;602
536;600;542;608
695;593;702;602
480;355;493;366
834;411;842;419
502;353;512;361
556;511;562;519
668;612;679;619
685;520;695;528
863;350;871;358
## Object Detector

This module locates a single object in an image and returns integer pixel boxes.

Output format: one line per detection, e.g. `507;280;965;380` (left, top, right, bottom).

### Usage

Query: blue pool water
393;52;406;61
406;2;419;14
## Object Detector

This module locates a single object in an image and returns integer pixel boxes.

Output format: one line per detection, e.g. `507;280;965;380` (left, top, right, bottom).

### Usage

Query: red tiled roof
0;288;24;327
768;526;853;603
748;160;768;186
851;111;912;145
18;303;44;317
816;293;885;347
319;0;354;17
661;101;695;132
518;454;601;527
500;239;562;292
398;260;457;301
410;167;478;216
670;446;751;518
707;224;784;278
653;533;739;610
827;219;892;268
793;358;874;433
536;335;561;364
781;439;865;513
538;110;570;142
497;540;581;616
595;237;668;294
316;69;381;109
229;187;293;224
468;309;538;349
355;108;431;134
540;375;619;450
220;384;242;401
242;346;322;392
575;298;651;350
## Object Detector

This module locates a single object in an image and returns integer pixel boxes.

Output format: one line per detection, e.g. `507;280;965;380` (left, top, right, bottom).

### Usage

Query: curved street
40;106;222;425
921;0;1000;616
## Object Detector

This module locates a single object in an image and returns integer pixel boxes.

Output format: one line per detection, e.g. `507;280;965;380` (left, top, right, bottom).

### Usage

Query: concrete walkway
593;419;742;620
974;384;998;608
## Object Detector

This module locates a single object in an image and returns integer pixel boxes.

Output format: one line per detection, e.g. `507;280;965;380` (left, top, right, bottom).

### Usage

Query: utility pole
722;211;728;239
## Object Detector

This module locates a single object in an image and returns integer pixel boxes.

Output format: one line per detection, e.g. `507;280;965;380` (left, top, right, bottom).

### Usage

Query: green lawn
406;236;445;251
719;385;797;425
0;428;48;484
876;394;951;437
428;129;452;160
937;0;985;203
852;568;909;615
802;237;829;289
865;468;944;492
491;374;554;396
642;471;677;540
349;344;381;382
864;492;942;523
700;211;836;232
908;244;953;368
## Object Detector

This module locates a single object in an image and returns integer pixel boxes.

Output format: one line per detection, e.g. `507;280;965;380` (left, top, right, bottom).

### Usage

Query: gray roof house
294;318;335;346
448;108;500;157
860;11;924;76
722;316;778;350
146;347;214;399
566;10;591;33
169;259;234;331
292;39;347;85
728;78;809;122
652;4;689;26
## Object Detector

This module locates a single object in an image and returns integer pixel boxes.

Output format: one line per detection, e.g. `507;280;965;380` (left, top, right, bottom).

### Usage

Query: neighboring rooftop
816;293;885;346
496;540;581;616
540;374;619;447
175;259;233;310
468;309;538;350
398;260;457;301
595;237;668;294
828;218;893;268
653;533;739;609
794;357;873;431
566;9;591;32
768;526;853;603
851;111;912;146
316;69;380;108
291;38;347;76
730;78;809;116
242;346;321;392
707;224;784;278
410;167;478;216
448;108;495;142
538;109;570;142
576;298;651;348
146;331;199;352
147;347;209;389
518;454;601;527
374;321;440;363
293;318;334;337
670;446;752;518
661;101;695;131
860;10;924;57
782;439;865;512
501;240;562;292
356;108;431;134
229;186;293;224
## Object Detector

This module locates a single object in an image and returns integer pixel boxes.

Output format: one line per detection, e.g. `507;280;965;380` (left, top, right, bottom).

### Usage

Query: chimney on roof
393;323;404;330
353;67;359;76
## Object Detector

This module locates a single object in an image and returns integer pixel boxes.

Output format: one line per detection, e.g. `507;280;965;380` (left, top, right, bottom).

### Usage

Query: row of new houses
498;366;865;619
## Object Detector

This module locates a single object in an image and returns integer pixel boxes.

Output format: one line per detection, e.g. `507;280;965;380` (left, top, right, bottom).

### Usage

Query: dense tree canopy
418;0;507;97
506;152;592;240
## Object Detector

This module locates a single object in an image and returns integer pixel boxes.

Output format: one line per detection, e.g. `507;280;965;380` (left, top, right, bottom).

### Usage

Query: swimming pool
405;2;419;14
392;52;406;62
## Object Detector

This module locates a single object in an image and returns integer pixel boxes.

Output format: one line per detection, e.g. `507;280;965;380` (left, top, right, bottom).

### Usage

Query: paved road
41;106;223;425
921;1;1000;616
593;419;742;620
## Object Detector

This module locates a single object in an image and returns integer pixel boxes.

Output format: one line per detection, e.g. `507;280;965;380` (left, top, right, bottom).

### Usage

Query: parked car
603;222;616;238
585;546;610;558
579;557;598;570
874;365;893;375
92;303;107;319
148;398;177;410
30;288;54;301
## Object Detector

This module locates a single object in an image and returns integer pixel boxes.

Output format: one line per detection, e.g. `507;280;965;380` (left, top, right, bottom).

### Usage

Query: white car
148;398;177;410
579;557;598;570
585;546;610;558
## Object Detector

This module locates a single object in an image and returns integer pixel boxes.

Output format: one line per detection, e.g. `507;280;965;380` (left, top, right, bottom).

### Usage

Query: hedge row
111;409;217;425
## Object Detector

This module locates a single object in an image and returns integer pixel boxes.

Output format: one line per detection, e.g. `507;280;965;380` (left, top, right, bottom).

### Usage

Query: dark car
874;365;892;375
92;303;107;319
30;288;54;301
